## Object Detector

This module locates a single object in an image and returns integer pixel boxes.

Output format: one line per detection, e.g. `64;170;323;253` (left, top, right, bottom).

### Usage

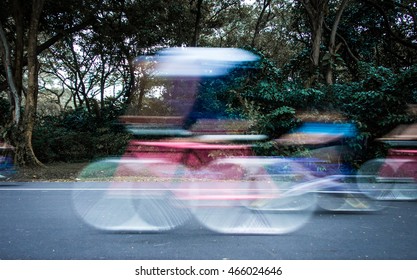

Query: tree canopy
1;0;416;166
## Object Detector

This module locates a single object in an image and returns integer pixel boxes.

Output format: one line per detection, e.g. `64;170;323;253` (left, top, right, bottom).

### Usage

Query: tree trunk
251;0;273;49
325;0;350;85
301;0;328;87
124;57;137;112
12;0;24;102
311;19;324;69
191;0;203;47
0;22;21;125
14;0;45;167
1;0;25;126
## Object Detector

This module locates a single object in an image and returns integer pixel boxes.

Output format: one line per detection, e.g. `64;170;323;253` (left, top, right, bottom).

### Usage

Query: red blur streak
380;148;417;178
123;140;254;169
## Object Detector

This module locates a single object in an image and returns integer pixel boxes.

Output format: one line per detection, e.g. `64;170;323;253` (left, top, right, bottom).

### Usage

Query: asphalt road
1;181;417;260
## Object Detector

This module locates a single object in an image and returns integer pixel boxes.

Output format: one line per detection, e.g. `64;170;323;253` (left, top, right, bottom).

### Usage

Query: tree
299;0;328;86
0;0;96;166
362;0;417;67
17;0;46;166
297;0;352;86
0;0;47;166
324;0;350;85
251;0;275;48
41;32;123;116
191;0;204;46
2;0;416;165
0;20;20;125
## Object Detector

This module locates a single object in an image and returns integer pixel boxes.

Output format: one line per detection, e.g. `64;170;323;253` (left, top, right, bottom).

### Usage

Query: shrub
33;104;130;163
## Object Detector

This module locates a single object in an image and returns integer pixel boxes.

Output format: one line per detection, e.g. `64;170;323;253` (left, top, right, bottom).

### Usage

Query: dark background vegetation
1;0;417;168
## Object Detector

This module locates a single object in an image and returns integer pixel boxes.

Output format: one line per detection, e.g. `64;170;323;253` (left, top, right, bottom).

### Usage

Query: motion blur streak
137;47;260;77
0;141;15;180
356;123;417;201
72;157;316;234
71;47;394;235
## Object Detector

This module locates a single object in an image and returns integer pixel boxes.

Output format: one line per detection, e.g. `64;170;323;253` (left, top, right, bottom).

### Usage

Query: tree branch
324;22;359;62
363;0;417;51
36;16;96;55
0;21;21;125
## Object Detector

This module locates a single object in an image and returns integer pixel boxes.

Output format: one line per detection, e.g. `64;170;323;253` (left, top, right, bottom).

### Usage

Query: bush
33;105;130;163
231;57;417;164
331;63;415;161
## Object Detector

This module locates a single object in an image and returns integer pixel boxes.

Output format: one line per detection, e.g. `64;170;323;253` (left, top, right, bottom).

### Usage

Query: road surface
1;181;416;260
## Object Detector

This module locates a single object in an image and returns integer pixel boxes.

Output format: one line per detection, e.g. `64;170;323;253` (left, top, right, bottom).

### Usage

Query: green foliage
398;65;417;103
2;0;417;167
331;63;415;160
190;76;238;120
32;102;130;163
322;52;346;70
227;54;417;163
230;53;328;138
335;63;412;131
254;106;296;137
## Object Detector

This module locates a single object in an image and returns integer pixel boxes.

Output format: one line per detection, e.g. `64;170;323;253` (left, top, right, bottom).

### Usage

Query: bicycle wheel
73;158;191;232
189;158;316;234
356;158;397;200
72;158;138;231
391;160;417;200
123;160;192;231
316;175;386;211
